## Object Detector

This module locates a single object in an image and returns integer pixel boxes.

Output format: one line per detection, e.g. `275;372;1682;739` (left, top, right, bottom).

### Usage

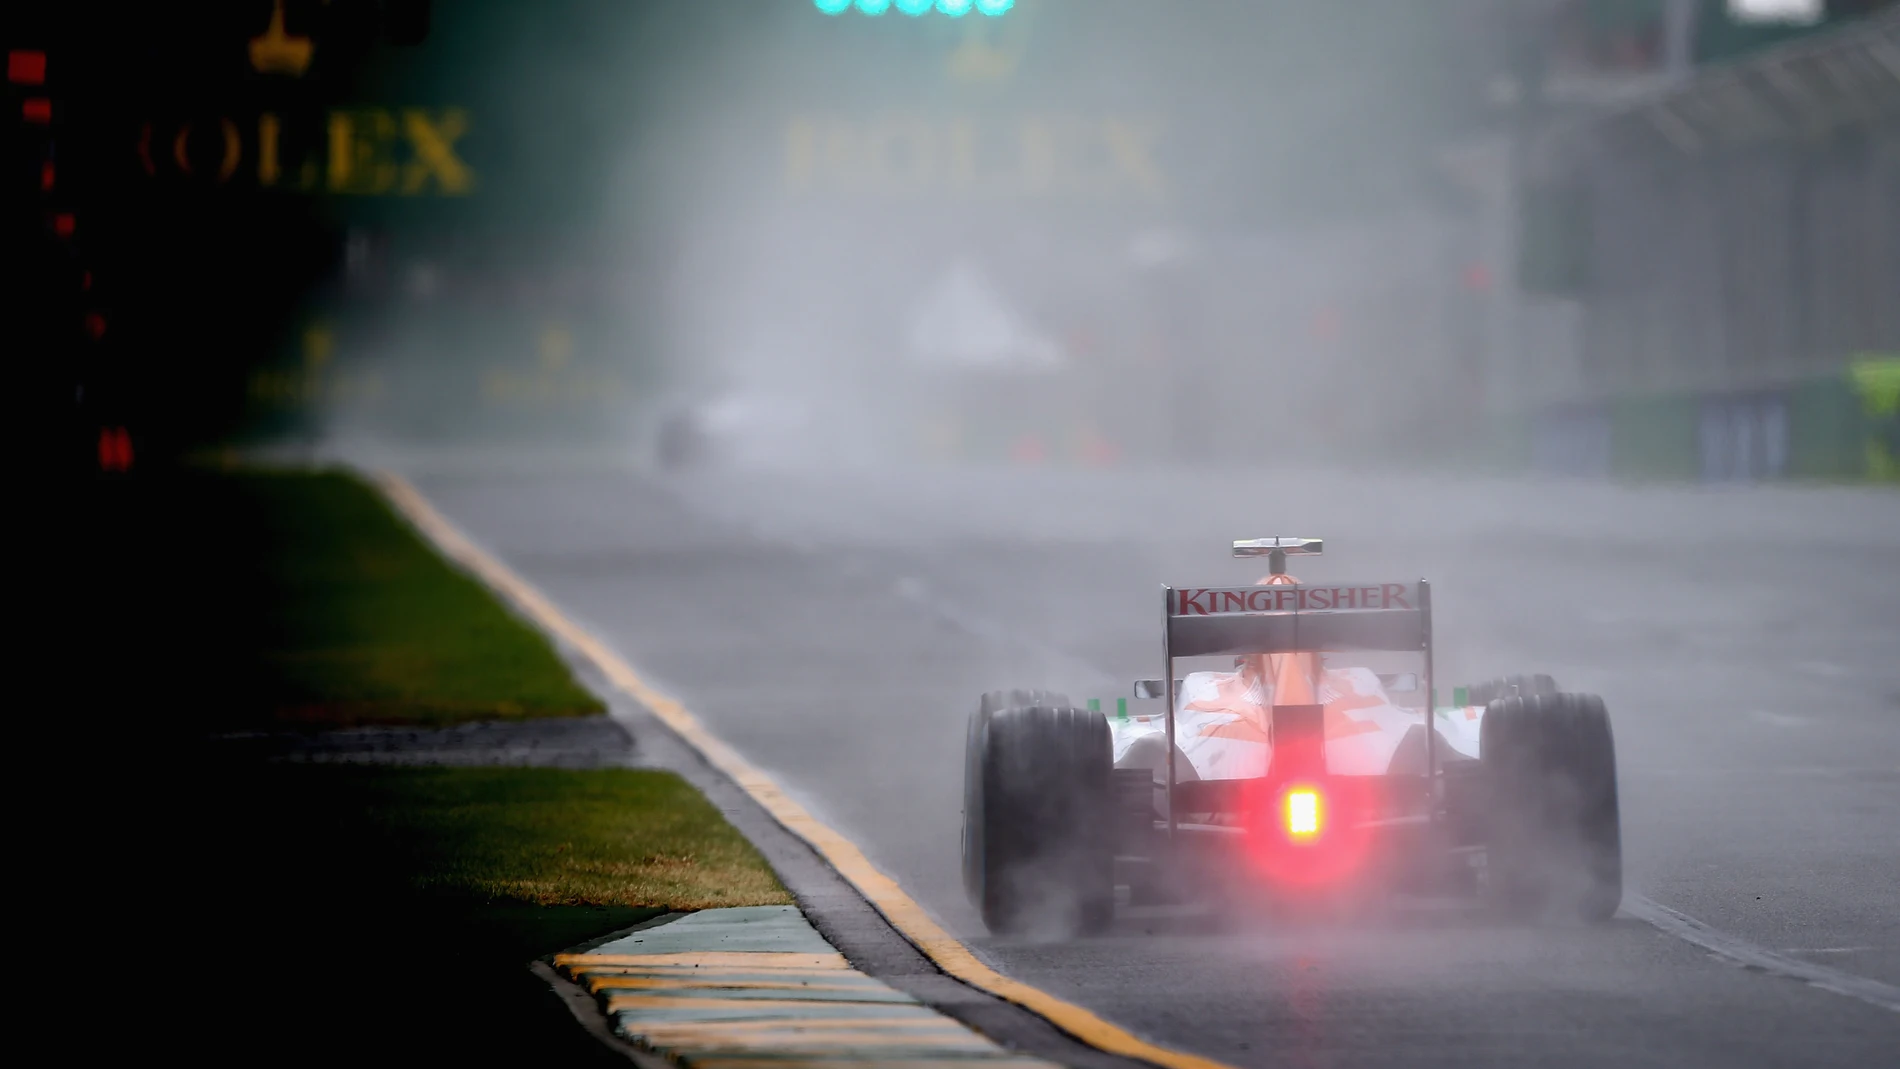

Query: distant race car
962;536;1622;936
653;391;842;472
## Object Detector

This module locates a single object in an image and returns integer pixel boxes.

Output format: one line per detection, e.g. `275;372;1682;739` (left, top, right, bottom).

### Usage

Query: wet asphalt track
408;462;1900;1069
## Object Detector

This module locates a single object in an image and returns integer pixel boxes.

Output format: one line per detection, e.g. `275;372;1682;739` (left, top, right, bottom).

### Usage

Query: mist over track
408;460;1900;1069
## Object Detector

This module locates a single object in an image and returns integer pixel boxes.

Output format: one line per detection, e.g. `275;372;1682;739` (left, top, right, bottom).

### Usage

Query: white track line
1623;896;1900;1013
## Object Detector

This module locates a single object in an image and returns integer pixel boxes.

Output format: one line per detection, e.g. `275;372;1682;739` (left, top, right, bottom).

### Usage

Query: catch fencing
1531;10;1900;479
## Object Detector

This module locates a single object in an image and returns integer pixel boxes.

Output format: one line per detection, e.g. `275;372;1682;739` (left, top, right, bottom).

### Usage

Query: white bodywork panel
1110;665;1484;782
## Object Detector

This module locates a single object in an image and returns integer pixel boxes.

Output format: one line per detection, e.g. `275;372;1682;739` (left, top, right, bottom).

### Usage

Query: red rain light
41;160;54;191
8;50;46;86
53;213;74;237
1285;787;1322;839
23;97;52;124
98;427;133;473
1240;777;1374;889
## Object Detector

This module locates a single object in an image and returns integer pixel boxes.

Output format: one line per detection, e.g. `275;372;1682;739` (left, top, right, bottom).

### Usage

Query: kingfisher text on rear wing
1172;583;1418;616
1164;581;1429;657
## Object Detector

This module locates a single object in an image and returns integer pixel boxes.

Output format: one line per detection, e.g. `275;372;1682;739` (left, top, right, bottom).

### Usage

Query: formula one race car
962;537;1621;936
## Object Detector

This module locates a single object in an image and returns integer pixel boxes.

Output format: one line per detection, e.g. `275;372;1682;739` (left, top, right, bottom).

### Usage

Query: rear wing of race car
1164;581;1428;657
1143;538;1436;835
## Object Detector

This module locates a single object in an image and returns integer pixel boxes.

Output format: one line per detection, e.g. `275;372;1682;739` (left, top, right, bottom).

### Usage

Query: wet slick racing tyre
963;700;1113;937
1481;692;1623;922
962;690;1071;904
962;690;1068;906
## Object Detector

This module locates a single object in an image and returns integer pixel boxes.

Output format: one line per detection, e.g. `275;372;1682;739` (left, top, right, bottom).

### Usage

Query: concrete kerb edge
530;959;675;1069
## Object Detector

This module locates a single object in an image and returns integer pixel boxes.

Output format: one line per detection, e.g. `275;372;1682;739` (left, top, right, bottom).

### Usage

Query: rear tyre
963;702;1113;937
963;690;1070;901
1481;692;1622;923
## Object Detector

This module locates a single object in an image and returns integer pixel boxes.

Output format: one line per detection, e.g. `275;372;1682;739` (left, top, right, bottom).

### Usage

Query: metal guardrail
1596;9;1900;157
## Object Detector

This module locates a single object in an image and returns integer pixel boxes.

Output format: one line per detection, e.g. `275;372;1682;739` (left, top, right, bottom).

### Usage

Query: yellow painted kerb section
375;472;1239;1069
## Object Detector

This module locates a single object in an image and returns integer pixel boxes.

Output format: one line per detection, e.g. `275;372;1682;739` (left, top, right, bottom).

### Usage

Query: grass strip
73;469;790;1062
158;757;789;1062
207;763;792;910
106;468;604;731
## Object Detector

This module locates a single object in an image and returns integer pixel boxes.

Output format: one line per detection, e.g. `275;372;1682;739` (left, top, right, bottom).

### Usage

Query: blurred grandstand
10;1;1894;479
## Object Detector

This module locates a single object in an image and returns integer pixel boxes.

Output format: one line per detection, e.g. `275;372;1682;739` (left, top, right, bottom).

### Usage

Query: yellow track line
376;472;1239;1069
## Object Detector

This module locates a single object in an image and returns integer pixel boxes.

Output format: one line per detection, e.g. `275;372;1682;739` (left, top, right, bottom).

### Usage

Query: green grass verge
69;469;791;1063
153;761;787;1063
120;468;604;731
233;764;792;910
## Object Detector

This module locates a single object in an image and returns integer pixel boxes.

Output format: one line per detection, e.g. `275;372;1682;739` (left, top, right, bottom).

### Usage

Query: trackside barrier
1521;362;1900;482
1851;356;1900;481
